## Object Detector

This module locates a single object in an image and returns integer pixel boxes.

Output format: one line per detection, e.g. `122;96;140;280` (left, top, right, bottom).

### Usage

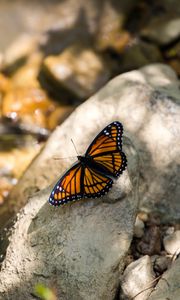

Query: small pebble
134;216;145;238
137;211;149;222
151;255;171;274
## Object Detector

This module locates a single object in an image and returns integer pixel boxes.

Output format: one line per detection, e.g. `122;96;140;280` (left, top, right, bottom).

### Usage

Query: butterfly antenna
71;138;79;156
53;156;76;160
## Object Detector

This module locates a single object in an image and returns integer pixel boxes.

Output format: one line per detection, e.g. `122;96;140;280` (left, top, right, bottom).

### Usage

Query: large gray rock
0;139;139;300
148;257;180;300
4;63;180;225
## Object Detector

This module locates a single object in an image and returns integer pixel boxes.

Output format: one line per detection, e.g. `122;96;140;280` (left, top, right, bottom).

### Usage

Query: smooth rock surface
163;230;180;255
134;215;145;238
4;63;180;225
141;16;180;46
148;257;180;300
120;255;155;300
0;139;139;300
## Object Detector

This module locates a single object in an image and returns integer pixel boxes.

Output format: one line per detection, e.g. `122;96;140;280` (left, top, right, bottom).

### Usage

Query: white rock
134;215;145;238
120;255;155;300
163;230;180;255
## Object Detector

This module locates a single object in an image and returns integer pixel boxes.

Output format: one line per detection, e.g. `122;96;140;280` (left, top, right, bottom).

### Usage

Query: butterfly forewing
85;121;123;157
49;163;83;206
85;121;127;177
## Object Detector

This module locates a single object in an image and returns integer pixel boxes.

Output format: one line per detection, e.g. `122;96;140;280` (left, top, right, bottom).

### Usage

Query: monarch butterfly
49;121;127;206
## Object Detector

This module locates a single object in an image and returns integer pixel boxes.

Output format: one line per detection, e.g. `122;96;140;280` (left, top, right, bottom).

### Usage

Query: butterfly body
49;121;127;206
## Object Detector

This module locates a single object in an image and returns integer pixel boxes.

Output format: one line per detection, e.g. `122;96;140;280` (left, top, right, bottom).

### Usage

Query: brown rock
118;40;162;72
95;0;134;51
152;255;171;274
2;87;55;129
137;211;149;222
0;73;11;94
11;52;43;88
137;226;161;255
97;30;132;53
40;44;111;101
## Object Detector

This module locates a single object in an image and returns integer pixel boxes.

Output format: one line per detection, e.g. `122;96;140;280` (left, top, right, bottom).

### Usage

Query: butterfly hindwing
93;151;127;178
83;166;113;198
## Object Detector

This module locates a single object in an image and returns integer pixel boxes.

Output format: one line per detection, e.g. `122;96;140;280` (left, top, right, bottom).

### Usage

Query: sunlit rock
120;255;155;300
2;87;55;130
40;44;111;101
163;230;180;256
0;73;11;94
11;52;43;88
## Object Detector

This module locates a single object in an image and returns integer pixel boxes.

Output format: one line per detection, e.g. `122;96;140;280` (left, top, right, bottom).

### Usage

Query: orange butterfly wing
86;121;127;177
49;163;83;206
93;151;127;178
83;166;113;198
49;163;113;206
86;122;122;156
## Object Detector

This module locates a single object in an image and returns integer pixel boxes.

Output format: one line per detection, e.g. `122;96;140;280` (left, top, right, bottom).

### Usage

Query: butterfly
49;121;127;206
